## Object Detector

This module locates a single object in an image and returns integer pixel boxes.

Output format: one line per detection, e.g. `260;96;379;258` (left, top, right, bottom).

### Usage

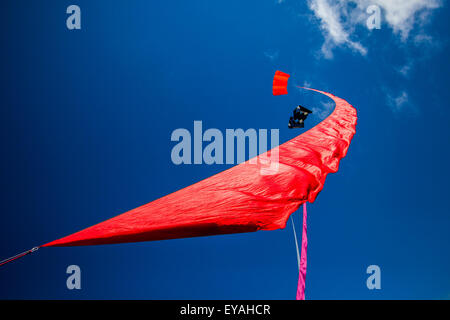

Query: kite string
0;247;39;267
290;216;301;271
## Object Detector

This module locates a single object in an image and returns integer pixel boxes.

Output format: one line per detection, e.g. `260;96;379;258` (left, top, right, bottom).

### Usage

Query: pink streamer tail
296;203;308;300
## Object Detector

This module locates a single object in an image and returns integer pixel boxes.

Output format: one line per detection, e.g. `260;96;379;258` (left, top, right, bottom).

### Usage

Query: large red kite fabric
43;88;357;247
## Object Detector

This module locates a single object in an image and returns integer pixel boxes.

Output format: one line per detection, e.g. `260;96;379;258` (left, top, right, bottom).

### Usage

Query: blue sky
0;0;449;299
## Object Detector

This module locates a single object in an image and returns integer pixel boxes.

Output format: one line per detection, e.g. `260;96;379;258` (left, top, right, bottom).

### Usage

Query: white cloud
372;0;441;40
302;80;312;88
387;91;409;112
313;101;335;120
414;33;433;44
308;0;367;58
303;0;441;115
307;0;442;58
397;60;413;77
264;49;280;61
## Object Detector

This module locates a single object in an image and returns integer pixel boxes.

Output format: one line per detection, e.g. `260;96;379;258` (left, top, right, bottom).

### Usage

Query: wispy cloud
302;80;312;88
387;90;410;113
264;49;280;62
307;0;442;58
304;0;442;116
308;0;367;59
373;0;441;41
397;60;413;77
313;101;335;120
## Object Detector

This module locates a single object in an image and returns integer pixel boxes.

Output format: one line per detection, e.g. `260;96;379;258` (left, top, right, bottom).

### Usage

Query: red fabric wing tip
275;70;290;78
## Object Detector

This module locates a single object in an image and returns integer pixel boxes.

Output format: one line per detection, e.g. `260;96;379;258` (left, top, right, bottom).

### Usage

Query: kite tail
0;247;39;267
296;203;308;300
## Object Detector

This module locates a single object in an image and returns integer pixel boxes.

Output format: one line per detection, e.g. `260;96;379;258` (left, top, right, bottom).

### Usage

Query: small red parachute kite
1;71;357;300
272;70;290;95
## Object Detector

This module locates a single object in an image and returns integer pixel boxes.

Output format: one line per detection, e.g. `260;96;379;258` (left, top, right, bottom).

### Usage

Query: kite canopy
43;88;357;247
272;70;290;95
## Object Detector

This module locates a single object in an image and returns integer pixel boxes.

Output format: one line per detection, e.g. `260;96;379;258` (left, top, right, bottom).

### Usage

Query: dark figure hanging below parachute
288;105;313;129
